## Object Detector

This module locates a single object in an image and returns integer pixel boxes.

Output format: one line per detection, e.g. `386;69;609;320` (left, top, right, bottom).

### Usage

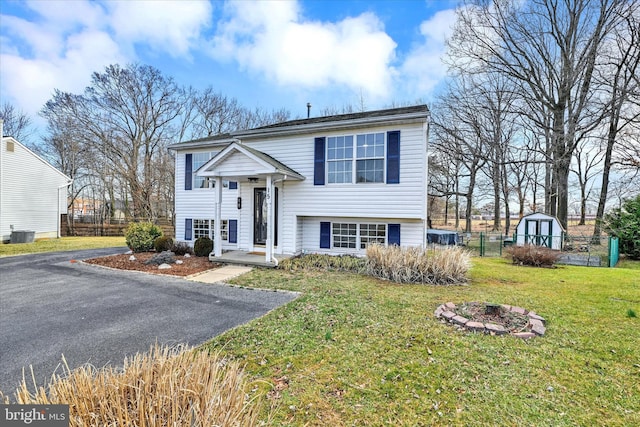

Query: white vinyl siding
1;138;69;241
174;119;428;255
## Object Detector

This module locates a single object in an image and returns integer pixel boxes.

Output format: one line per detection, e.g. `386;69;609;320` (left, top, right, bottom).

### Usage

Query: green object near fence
479;233;505;257
608;236;619;267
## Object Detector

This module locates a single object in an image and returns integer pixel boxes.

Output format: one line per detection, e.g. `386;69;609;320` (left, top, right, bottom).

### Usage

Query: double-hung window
356;133;384;183
193;152;213;189
359;224;386;248
331;223;386;249
332;223;357;248
327;136;353;183
192;219;228;240
326;133;385;184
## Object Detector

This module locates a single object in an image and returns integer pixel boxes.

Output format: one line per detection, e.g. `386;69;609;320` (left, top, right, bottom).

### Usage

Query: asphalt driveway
0;248;297;393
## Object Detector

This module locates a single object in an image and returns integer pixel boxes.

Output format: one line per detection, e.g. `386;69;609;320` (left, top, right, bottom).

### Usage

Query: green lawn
0;236;126;257
205;257;640;426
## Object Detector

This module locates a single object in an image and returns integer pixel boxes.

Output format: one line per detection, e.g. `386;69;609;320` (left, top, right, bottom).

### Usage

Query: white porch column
214;177;222;257
265;175;273;264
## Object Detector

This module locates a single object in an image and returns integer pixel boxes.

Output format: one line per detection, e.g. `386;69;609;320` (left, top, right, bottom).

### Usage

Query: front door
254;188;268;245
253;187;278;246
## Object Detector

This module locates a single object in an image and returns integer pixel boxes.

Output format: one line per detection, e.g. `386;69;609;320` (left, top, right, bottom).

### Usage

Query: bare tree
448;0;631;230
0;102;35;144
42;64;188;220
592;11;640;240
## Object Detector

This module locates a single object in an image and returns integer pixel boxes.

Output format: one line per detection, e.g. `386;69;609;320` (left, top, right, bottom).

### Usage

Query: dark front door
254;188;268;245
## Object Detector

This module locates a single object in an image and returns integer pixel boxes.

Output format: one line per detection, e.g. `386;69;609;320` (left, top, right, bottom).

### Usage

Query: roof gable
196;142;304;180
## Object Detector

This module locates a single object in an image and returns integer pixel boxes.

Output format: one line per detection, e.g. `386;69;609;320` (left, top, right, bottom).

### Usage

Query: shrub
604;195;640;260
506;244;561;267
279;253;366;272
144;250;175;265
194;236;213;257
5;345;261;425
154;235;174;252
365;244;471;285
171;241;194;256
125;222;163;253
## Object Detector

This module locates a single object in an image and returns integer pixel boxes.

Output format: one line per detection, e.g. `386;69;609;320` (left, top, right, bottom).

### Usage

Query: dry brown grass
365;244;471;285
1;345;262;426
506;244;562;267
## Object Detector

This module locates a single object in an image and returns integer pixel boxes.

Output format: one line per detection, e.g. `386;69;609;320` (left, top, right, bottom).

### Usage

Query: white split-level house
168;105;430;265
1;129;72;242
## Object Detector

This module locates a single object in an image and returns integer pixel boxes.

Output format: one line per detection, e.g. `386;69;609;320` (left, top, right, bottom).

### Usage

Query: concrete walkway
188;265;254;284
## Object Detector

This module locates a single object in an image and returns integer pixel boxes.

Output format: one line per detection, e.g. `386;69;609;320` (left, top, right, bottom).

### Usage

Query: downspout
269;174;288;267
57;180;73;238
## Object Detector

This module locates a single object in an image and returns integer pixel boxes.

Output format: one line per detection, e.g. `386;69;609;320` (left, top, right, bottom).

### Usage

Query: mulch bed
83;252;219;277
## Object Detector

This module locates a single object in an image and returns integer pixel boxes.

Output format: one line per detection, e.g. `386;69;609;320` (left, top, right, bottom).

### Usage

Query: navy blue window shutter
387;131;400;184
320;222;331;248
185;218;193;241
185;153;193;190
314;137;326;185
229;219;238;243
388;224;400;245
229;181;238;190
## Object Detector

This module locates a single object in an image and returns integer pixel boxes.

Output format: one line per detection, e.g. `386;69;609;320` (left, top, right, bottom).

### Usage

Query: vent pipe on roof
307;102;311;118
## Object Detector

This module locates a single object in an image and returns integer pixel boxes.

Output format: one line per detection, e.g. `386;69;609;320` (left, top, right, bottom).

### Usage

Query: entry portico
196;141;304;265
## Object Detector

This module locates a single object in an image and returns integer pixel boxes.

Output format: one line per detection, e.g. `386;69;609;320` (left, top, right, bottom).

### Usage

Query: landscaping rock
513;332;536;339
452;315;469;326
441;311;456;320
158;263;172;270
485;323;507;335
445;302;456;310
129;255;136;261
510;306;527;315
528;312;546;322
529;319;546;336
466;321;484;332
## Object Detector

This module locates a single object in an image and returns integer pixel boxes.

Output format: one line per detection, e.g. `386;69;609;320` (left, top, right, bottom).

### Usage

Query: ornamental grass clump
365;244;471;285
3;345;261;427
279;253;366;272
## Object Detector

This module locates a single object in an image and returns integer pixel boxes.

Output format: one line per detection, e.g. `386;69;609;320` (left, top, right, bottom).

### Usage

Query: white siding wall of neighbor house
1;138;69;241
174;119;429;255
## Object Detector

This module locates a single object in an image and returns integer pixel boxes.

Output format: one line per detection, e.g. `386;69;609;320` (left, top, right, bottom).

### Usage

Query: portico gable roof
196;141;305;181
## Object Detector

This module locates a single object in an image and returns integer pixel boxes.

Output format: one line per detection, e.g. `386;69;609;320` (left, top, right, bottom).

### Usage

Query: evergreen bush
154;236;174;253
194;237;213;257
125;222;163;253
604;195;640;260
171;242;194;256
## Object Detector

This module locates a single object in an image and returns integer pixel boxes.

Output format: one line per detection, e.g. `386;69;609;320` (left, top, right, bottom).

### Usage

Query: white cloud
106;1;212;57
210;0;397;98
0;0;211;119
400;8;457;95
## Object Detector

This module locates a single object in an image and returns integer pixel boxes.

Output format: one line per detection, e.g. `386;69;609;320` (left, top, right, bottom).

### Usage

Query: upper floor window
327;136;353;183
326;133;385;184
193;152;213;189
356;133;384;183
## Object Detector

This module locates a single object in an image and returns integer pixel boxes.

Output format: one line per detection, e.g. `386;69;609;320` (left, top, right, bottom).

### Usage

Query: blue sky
0;0;459;122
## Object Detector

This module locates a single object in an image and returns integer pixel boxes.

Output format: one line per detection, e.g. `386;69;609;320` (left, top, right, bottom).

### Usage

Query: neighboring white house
514;212;565;250
168;105;430;265
0;133;71;242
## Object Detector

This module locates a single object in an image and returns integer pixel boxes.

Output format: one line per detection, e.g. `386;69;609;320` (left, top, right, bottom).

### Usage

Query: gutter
234;112;429;140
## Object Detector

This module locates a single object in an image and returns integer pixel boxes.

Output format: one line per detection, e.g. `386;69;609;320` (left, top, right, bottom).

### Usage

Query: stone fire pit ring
434;302;546;339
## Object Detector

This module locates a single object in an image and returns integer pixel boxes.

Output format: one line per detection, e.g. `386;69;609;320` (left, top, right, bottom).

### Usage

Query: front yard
206;257;640;426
